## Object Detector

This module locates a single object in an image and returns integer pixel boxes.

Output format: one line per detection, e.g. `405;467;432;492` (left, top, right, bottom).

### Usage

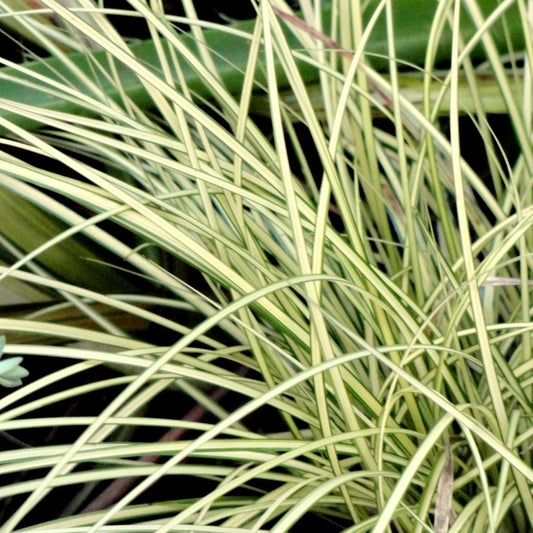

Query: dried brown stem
81;385;229;513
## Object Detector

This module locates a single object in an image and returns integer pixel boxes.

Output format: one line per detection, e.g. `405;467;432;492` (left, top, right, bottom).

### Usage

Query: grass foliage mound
0;0;532;531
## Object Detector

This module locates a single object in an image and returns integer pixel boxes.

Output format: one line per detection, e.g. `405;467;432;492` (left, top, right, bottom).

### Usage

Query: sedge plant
0;0;532;532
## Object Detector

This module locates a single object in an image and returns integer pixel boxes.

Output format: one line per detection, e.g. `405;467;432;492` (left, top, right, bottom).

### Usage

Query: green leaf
0;0;525;133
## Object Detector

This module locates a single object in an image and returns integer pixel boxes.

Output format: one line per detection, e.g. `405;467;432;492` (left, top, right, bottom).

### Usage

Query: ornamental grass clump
0;0;532;531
